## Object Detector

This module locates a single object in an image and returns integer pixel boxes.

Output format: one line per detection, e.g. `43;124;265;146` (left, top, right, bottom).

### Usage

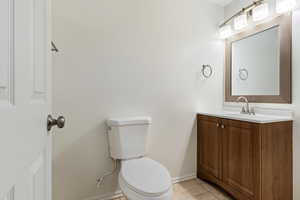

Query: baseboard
172;173;197;184
84;173;196;200
84;190;123;200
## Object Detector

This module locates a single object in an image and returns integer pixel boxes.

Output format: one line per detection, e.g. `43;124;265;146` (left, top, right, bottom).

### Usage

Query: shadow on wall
53;121;120;200
178;117;197;179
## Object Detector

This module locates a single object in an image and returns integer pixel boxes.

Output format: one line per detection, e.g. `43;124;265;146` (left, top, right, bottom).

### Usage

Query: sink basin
198;111;293;123
221;113;291;123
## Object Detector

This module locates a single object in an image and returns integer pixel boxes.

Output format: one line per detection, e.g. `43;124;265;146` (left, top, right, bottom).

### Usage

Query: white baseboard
172;173;196;184
84;190;123;200
84;173;196;200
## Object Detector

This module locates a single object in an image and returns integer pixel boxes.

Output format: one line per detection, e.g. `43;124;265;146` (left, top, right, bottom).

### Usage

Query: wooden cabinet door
197;116;222;180
222;120;260;200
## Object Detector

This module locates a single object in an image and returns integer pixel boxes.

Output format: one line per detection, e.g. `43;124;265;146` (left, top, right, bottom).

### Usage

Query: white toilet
106;117;173;200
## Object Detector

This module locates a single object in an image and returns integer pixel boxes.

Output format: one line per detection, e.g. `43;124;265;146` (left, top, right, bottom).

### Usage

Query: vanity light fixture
219;0;297;39
234;14;248;30
219;25;233;39
253;3;269;21
276;0;297;13
219;0;264;39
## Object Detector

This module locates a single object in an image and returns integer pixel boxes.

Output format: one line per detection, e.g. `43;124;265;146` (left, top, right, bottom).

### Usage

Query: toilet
106;117;173;200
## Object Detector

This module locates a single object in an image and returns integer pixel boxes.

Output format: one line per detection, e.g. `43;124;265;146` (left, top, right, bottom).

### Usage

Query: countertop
198;111;293;124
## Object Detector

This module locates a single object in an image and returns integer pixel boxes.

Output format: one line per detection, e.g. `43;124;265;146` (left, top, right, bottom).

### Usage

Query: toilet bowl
119;157;173;200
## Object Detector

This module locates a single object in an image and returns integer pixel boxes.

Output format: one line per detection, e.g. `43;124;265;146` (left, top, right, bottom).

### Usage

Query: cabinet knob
221;125;225;129
216;123;220;127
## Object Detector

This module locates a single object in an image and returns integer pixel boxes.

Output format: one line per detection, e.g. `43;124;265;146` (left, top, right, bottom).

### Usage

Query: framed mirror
225;14;292;103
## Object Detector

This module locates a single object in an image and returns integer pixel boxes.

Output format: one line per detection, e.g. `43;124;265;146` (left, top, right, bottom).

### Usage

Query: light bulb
234;14;248;30
219;25;233;39
253;3;269;21
276;0;296;13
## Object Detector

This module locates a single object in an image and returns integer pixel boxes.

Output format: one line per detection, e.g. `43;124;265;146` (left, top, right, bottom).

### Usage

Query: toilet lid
120;158;172;197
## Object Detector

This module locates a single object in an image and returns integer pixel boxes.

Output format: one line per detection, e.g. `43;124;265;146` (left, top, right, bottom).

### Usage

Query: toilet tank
106;117;152;160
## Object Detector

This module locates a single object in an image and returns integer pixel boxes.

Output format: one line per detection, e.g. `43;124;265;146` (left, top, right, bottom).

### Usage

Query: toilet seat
119;157;172;198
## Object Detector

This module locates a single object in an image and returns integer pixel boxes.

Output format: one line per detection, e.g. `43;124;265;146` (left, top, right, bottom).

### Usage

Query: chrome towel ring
202;65;213;78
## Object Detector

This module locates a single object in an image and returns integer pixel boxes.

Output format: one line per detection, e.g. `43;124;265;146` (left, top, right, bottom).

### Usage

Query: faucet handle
241;106;246;114
250;107;256;115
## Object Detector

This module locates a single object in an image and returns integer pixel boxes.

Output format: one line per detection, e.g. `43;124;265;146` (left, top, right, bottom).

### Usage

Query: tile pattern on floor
114;179;234;200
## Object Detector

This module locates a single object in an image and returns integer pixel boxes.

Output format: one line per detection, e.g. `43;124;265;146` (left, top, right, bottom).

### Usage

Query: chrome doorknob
47;115;65;131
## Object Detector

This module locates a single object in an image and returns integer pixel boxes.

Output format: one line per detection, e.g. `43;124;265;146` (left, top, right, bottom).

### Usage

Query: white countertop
198;111;293;124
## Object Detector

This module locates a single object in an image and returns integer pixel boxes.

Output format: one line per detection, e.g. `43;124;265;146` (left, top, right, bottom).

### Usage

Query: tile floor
114;179;234;200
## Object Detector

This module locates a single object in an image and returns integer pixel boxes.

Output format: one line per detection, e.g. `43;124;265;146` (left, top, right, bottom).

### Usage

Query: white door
0;0;54;200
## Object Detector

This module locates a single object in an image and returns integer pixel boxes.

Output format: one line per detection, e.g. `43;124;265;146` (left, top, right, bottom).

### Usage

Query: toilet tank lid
106;117;152;127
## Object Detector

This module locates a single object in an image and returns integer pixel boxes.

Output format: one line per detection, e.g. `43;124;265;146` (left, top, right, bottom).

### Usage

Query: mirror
232;26;279;96
225;14;292;103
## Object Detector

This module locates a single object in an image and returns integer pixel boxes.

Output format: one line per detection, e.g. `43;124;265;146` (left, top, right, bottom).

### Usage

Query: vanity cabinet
197;114;293;200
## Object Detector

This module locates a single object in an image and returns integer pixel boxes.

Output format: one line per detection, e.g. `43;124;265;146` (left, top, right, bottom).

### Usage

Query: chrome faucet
236;96;255;115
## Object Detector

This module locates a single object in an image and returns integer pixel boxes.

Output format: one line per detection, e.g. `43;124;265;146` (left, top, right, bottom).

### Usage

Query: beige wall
52;1;224;200
225;1;300;199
